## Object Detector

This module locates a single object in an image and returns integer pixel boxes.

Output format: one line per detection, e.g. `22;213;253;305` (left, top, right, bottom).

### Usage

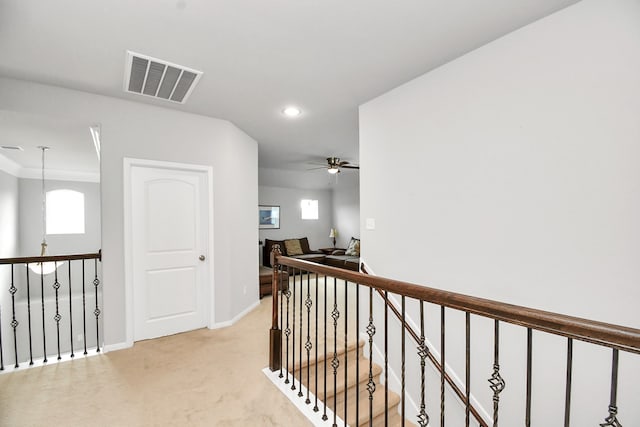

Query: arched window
46;189;85;234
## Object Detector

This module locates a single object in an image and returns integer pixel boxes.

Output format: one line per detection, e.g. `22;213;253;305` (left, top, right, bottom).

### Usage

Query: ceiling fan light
328;167;339;174
29;147;65;276
29;261;62;275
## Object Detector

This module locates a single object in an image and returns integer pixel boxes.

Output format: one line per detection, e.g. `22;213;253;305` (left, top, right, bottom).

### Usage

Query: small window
300;199;318;220
46;189;85;235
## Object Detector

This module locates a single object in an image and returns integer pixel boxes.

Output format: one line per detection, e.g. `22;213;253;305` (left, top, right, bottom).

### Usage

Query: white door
131;165;209;341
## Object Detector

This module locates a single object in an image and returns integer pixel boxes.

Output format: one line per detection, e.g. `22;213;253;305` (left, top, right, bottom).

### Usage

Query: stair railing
365;269;488;427
268;246;640;426
0;251;102;370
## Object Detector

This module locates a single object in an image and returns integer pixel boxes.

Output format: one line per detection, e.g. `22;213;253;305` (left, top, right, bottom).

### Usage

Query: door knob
199;255;206;261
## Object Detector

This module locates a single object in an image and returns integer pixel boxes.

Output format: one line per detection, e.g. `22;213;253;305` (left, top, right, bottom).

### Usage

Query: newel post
269;244;282;371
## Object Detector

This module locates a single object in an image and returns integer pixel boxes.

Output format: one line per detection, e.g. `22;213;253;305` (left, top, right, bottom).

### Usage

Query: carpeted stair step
291;339;362;372
303;357;382;401
336;382;401;427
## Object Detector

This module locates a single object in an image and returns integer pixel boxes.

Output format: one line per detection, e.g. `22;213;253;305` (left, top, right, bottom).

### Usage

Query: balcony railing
267;246;639;426
0;251;102;370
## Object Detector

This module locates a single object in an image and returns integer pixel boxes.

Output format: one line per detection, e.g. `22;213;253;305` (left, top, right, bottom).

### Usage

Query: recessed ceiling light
282;106;302;117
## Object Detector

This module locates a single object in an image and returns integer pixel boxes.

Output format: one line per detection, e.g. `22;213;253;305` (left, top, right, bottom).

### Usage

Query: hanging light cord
40;146;48;255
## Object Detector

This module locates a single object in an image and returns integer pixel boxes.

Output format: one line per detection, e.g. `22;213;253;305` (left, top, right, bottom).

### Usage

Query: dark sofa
324;250;359;271
263;237;360;271
262;238;325;267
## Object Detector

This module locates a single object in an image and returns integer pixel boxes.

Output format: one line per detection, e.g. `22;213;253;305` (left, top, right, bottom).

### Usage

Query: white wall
259;185;333;263
0;174;102;365
359;0;640;425
18;178;101;257
0;170;19;258
331;173;360;248
0;169;19;321
259;167;339;190
0;77;259;348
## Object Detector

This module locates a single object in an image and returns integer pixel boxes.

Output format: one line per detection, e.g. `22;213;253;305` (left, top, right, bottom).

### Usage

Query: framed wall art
259;205;280;229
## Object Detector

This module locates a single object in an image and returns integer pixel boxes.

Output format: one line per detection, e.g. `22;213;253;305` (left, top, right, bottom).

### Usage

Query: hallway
0;298;311;426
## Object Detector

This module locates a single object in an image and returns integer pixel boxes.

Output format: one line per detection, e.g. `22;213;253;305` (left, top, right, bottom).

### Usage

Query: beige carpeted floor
0;297;313;427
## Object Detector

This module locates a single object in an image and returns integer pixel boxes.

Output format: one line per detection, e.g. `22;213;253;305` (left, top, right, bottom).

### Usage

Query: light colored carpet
0;297;313;427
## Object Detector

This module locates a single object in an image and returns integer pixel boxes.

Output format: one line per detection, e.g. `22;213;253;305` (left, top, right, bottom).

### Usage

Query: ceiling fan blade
306;166;328;171
341;165;359;169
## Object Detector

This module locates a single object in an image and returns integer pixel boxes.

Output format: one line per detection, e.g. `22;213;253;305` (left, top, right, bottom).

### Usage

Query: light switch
365;218;376;230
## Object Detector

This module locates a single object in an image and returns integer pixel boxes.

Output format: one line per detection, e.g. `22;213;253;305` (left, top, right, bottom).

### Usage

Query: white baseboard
0;348;103;375
262;367;345;427
103;341;132;353
210;299;260;330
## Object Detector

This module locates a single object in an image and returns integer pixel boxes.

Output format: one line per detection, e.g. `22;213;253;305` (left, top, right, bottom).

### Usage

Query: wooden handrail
271;252;488;426
0;250;101;265
274;254;640;355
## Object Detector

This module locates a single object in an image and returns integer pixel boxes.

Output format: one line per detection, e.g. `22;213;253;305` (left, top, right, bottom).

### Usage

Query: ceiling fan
308;157;359;174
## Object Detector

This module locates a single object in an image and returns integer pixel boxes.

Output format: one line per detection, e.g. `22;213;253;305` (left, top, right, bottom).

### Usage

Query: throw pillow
345;238;360;256
299;237;311;254
284;239;304;256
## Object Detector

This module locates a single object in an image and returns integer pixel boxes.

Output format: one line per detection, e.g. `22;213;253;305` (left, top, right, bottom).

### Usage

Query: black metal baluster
356;283;360;426
298;268;304;398
82;260;87;355
40;263;47;363
418;301;429;427
344;280;348;425
305;270;312;404
465;312;470;427
284;267;292;385
401;295;406;427
384;290;389;426
314;272;319;412
25;266;33;364
599;349;622;427
525;328;532;427
279;265;285;379
564;338;573;427
93;258;101;352
488;320;505;427
322;274;328;421
366;287;376;426
9;265;19;368
331;277;339;427
440;306;445;427
53;264;62;360
291;268;296;391
68;262;74;358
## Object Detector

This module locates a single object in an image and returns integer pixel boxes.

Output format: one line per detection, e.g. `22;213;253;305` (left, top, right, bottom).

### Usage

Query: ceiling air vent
124;51;203;104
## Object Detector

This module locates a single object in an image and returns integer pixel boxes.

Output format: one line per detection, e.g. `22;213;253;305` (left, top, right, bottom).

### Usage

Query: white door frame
123;157;215;347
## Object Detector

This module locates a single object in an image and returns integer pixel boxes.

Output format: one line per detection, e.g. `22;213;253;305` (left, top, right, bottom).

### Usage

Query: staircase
289;339;416;427
274;272;414;427
269;252;640;427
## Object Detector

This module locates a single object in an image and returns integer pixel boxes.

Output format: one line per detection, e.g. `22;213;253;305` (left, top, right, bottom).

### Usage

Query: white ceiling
0;0;579;175
0;110;99;178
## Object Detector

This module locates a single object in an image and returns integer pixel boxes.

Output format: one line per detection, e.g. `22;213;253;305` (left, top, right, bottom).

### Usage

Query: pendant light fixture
28;146;64;275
